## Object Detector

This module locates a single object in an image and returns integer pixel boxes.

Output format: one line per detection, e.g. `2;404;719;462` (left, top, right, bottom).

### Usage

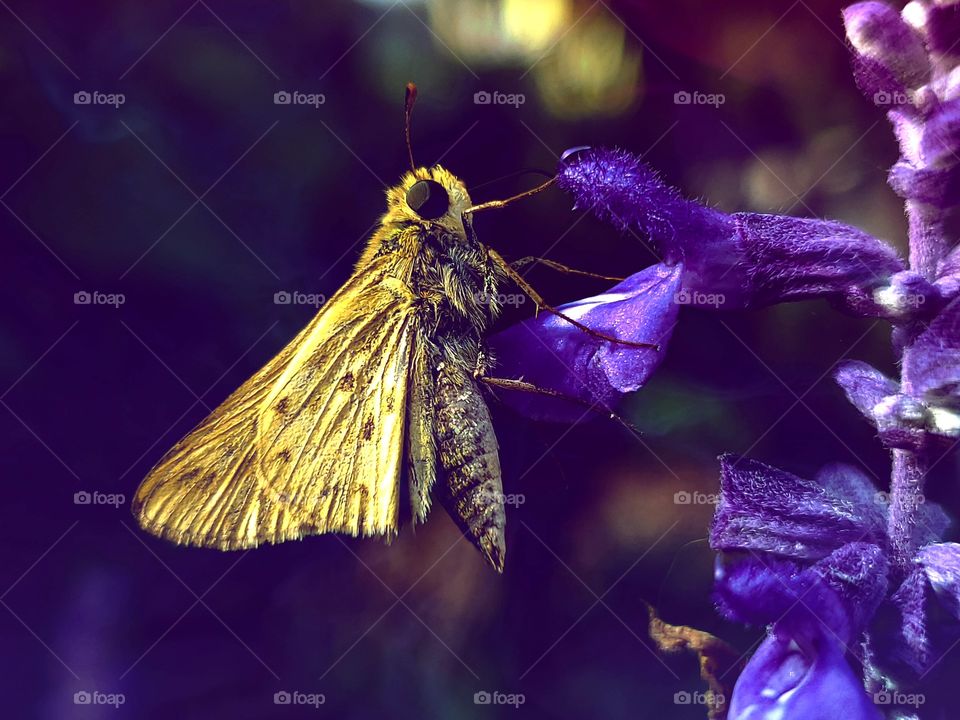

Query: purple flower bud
844;2;931;98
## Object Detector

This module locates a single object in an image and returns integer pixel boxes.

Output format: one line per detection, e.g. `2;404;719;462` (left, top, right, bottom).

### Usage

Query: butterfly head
387;165;474;235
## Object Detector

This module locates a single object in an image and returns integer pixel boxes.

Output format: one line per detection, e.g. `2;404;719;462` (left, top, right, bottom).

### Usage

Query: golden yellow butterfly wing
133;260;416;549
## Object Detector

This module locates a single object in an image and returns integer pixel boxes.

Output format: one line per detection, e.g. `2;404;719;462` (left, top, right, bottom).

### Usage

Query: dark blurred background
2;1;952;718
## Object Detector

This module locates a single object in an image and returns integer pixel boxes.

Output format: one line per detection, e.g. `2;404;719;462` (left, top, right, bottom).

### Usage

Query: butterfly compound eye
405;179;449;220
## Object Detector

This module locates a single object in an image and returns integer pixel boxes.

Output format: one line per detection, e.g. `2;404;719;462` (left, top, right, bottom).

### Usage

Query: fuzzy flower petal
903;296;960;400
489;263;681;419
710;456;886;560
936;241;960;299
889;566;935;673
834;360;899;422
557;147;905;315
729;620;881;720
872;544;960;679
714;544;888;640
918;542;960;621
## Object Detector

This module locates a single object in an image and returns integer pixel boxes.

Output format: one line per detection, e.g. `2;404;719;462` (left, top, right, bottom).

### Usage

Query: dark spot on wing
277;449;291;464
362;416;375;440
339;372;354;391
275;397;289;415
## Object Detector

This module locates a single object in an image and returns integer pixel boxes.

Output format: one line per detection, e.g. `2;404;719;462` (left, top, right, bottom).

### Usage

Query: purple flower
491;147;905;413
710;455;955;715
555;147;905;313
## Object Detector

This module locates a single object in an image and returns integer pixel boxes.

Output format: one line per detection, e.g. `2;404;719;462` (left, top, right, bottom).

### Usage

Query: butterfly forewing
133;257;416;549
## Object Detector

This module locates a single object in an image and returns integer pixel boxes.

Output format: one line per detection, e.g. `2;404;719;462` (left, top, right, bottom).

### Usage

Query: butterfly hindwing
133;259;417;549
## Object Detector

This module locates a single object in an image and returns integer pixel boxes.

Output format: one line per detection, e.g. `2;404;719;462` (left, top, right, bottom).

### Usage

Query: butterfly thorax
360;165;505;375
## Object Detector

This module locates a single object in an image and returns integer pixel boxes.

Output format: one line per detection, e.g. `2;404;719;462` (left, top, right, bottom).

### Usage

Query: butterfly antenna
463;176;555;215
471;167;554;192
404;82;417;171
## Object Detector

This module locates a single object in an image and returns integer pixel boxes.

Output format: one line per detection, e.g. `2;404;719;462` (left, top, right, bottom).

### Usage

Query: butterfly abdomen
433;362;506;572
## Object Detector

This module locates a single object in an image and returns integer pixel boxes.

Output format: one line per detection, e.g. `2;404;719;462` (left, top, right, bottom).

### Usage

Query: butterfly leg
509;256;625;282
477;375;641;434
486;247;660;351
